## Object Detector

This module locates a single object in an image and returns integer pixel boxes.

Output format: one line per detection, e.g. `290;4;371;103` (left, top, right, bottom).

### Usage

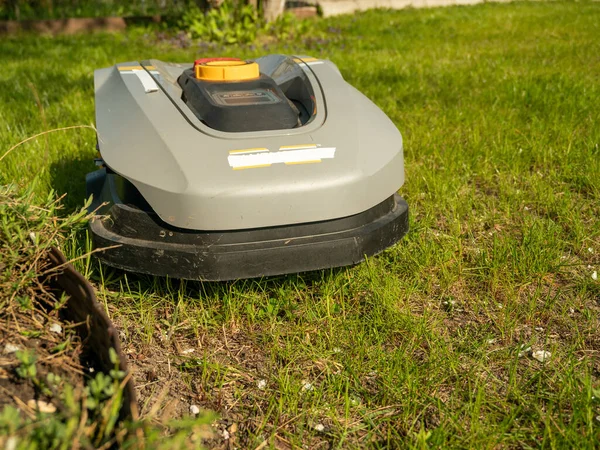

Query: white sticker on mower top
228;145;336;170
131;69;159;93
119;67;159;93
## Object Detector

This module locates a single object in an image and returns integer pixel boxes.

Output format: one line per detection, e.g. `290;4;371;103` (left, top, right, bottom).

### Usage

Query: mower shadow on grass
49;155;96;214
93;261;349;300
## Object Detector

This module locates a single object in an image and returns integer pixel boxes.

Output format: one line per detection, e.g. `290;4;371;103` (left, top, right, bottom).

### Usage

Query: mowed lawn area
1;1;599;448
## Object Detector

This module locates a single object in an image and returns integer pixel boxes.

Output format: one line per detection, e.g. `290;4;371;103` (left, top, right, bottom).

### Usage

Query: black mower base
89;192;408;281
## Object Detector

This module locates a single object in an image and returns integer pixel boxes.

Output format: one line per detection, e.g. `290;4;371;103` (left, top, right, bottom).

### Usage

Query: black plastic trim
88;186;408;281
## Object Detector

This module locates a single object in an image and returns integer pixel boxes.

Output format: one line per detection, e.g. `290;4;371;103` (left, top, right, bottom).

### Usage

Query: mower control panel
177;56;316;133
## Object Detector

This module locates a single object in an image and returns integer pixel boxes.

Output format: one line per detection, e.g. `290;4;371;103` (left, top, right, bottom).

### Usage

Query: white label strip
228;147;336;169
131;69;159;93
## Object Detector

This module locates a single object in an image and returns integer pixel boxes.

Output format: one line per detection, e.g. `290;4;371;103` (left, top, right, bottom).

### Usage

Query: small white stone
181;348;194;354
524;206;530;211
190;404;200;415
569;308;575;314
302;381;314;391
49;323;62;334
3;343;20;354
314;423;325;432
531;350;551;363
588;247;594;253
27;399;56;413
592;271;598;281
5;437;17;450
257;379;267;389
222;430;230;440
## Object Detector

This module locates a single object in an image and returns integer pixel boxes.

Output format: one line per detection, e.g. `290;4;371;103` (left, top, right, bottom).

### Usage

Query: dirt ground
0;280;86;420
117;321;279;449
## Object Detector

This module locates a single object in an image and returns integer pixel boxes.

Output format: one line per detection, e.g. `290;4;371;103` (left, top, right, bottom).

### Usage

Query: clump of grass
0;183;90;310
0;183;124;448
0;184;215;448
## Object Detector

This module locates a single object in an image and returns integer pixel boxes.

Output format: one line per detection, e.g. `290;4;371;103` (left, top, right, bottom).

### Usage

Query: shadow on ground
50;155;96;213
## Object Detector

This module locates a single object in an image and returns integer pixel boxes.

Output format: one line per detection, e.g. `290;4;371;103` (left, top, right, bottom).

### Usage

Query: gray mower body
87;54;408;280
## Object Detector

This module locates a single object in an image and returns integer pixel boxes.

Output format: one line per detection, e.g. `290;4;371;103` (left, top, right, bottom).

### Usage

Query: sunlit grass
1;1;599;447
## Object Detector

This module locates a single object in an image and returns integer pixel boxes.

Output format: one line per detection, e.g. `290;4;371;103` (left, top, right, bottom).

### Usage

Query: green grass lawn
1;1;600;447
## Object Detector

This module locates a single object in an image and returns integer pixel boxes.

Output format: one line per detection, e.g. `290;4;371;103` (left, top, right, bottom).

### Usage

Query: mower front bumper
89;194;408;281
